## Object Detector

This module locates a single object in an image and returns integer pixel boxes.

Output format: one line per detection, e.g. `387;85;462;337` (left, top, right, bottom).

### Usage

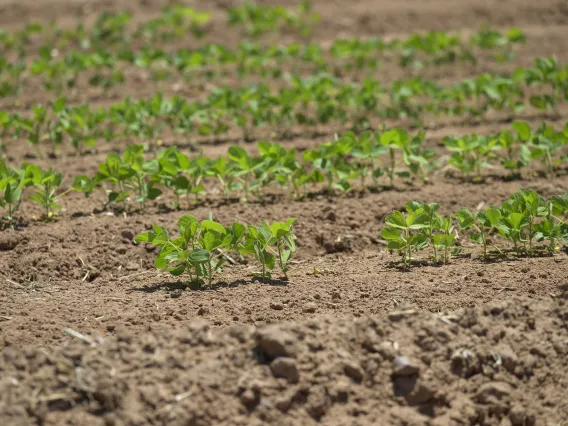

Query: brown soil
2;293;568;425
1;0;568;425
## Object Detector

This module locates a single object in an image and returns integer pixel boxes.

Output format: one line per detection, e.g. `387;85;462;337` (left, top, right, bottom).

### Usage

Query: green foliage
227;1;318;38
381;207;430;266
92;144;162;209
0;159;27;222
384;189;568;266
136;216;296;287
25;164;69;218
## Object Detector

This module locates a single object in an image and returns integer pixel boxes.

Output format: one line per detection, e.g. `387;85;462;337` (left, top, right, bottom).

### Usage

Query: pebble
392;356;420;376
121;230;134;241
343;361;364;382
270;302;284;311
197;307;210;316
255;325;297;359
303;302;317;313
270;357;299;383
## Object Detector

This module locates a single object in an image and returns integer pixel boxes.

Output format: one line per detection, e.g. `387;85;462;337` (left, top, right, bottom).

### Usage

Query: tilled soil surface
1;0;568;425
1;293;568;426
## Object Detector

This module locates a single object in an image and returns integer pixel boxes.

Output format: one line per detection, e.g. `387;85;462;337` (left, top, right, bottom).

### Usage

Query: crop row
1;122;566;222
137;189;568;288
136;216;296;286
0;27;525;96
0;2;317;57
381;189;568;266
1;57;566;154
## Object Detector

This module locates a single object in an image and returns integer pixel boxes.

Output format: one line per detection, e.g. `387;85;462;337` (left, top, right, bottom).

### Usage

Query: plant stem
389;148;395;186
207;256;212;287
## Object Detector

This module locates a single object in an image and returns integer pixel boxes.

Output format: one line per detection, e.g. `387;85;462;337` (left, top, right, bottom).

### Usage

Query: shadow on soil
126;277;289;294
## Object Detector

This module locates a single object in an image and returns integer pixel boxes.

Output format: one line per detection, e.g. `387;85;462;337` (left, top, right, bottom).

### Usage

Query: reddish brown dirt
1;293;568;425
1;0;568;424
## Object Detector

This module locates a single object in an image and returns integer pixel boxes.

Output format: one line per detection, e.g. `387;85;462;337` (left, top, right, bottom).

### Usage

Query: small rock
509;404;535;426
330;378;350;402
240;389;258;409
475;381;512;404
377;341;396;361
388;309;417;322
270;302;284;311
197;307;210;316
303;302;317;313
451;348;480;378
121;230;134;241
393;356;420;376
343;361;364;382
270;357;299;383
255;325;297;359
274;394;293;412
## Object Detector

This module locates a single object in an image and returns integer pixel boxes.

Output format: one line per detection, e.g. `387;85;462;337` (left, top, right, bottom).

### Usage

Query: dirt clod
343;361;364;382
270;357;300;383
255;325;297;359
302;302;317;313
475;381;513;404
270;302;284;311
392;356;420;376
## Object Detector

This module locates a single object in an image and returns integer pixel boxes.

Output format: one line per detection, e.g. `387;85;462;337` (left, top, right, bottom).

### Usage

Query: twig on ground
63;328;96;345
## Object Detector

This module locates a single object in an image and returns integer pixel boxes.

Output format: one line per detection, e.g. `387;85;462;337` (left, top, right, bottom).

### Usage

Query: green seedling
534;193;568;254
136;215;239;287
239;219;297;281
455;206;502;259
0;160;28;222
432;215;460;264
268;219;296;277
505;189;548;252
228;146;263;201
380;207;430;267
25;165;69;218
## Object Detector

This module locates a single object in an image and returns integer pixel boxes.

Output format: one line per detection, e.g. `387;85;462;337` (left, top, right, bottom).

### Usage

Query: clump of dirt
1;292;566;426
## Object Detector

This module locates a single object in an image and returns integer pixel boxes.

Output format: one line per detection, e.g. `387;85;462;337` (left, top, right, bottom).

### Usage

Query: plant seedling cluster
1;119;566;222
2;58;567;154
136;215;296;287
382;189;568;266
0;159;69;222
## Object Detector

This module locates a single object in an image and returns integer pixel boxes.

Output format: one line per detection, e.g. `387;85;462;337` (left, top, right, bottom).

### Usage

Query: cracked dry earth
1;0;568;425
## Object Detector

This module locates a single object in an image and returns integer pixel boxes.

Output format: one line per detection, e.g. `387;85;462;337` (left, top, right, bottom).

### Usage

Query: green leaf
201;231;218;251
201;219;226;234
485;207;502;227
135;231;155;243
512;121;531;141
407;211;430;229
168;264;186;276
381;226;405;242
188;248;209;264
455;208;474;229
385;210;405;229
